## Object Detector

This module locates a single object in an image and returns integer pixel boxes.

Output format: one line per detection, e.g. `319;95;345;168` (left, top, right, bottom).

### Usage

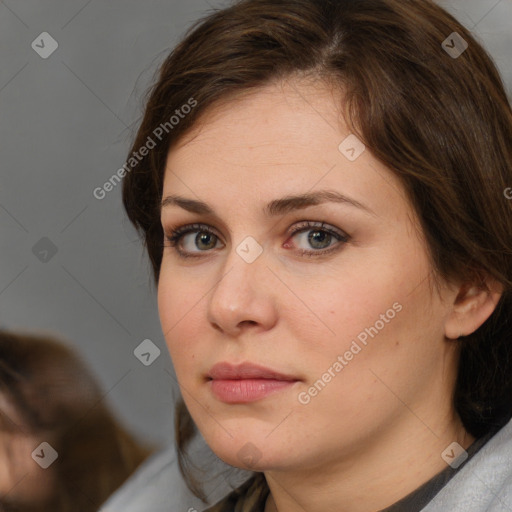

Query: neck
263;413;475;512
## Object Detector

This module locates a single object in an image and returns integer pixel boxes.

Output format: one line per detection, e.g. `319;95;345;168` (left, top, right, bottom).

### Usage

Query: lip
207;362;300;403
207;362;298;381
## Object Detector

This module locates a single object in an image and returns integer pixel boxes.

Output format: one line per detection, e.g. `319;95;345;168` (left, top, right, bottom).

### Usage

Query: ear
444;275;503;340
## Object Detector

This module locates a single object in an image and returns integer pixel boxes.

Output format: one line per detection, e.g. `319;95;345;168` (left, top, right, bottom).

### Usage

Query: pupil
308;230;331;249
196;232;216;250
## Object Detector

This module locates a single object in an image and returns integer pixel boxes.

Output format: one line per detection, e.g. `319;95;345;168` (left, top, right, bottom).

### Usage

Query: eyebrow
160;190;376;217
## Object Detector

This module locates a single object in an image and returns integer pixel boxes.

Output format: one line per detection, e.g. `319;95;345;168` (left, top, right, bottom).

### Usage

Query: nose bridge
210;241;265;309
206;239;275;333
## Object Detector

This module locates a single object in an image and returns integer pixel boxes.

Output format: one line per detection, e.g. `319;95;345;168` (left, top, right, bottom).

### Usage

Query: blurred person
0;329;152;512
121;0;512;511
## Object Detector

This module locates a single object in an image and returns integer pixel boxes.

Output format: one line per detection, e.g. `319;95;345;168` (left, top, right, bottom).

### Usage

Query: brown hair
122;0;512;508
0;330;152;511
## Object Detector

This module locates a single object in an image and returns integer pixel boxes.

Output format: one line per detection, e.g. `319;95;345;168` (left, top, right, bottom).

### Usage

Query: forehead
166;79;343;166
162;79;407;218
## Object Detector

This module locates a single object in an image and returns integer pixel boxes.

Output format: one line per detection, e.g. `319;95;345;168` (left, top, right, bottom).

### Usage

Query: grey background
1;0;511;448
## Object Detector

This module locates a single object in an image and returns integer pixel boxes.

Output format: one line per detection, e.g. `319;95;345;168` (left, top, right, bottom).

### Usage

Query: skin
158;78;502;512
0;395;54;505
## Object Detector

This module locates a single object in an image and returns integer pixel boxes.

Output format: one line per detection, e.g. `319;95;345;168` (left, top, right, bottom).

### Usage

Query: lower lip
209;379;297;403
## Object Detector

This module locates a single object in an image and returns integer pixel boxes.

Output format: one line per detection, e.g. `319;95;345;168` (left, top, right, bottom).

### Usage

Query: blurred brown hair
122;0;512;507
0;330;152;511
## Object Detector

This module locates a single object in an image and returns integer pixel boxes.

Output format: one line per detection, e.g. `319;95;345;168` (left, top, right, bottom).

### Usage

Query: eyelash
163;221;349;259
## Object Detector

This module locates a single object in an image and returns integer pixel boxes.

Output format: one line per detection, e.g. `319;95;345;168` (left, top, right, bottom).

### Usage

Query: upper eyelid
167;223;221;238
165;221;348;248
165;221;345;238
289;221;347;236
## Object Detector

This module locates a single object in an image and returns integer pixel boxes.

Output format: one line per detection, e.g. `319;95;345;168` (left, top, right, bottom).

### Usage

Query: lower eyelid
289;235;347;256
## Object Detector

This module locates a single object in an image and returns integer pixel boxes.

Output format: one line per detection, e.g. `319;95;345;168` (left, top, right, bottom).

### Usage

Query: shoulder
99;446;206;512
420;417;512;512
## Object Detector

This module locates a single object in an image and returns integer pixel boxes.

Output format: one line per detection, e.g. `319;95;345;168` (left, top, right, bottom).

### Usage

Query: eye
164;223;223;258
285;221;349;257
163;220;349;260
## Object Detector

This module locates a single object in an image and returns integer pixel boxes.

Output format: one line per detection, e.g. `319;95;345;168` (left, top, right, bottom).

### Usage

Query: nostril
240;320;258;327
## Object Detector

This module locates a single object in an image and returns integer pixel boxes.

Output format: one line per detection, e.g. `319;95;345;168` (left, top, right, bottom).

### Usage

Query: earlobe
444;277;503;340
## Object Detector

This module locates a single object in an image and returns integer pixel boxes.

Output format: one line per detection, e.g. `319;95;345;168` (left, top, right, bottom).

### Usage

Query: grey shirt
380;423;503;512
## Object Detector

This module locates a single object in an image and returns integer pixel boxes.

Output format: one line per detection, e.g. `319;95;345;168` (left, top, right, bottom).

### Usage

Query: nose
206;245;278;337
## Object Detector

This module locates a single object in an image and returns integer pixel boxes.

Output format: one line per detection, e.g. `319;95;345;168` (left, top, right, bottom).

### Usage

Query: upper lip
207;362;299;381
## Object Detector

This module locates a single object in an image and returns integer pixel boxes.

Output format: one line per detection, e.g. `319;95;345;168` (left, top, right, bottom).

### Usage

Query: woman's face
158;78;462;472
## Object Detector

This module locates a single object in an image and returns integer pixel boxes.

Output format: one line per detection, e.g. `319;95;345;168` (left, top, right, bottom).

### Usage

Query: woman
0;330;151;511
122;0;512;510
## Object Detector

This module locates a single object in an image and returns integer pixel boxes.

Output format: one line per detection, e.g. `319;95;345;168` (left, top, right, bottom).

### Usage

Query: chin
215;448;272;471
203;430;290;472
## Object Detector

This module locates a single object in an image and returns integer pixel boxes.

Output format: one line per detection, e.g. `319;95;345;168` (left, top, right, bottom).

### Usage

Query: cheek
282;258;406;345
301;266;443;414
157;270;205;366
285;241;435;374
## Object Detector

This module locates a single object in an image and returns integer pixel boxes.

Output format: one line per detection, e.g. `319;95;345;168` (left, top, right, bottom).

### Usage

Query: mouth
206;362;300;403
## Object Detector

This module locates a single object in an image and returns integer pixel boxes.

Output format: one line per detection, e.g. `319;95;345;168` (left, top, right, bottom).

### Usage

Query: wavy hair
0;330;151;511
122;0;512;509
